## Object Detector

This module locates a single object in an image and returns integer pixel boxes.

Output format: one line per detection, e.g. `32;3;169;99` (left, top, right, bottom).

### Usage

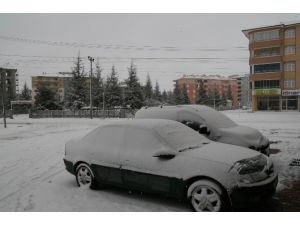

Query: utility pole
102;86;105;117
1;70;7;128
88;56;95;119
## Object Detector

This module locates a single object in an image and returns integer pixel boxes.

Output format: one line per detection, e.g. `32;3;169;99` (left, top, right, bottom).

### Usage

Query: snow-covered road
0;111;299;211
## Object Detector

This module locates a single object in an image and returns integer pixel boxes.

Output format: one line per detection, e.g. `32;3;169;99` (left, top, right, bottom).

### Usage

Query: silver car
135;105;270;155
64;119;277;212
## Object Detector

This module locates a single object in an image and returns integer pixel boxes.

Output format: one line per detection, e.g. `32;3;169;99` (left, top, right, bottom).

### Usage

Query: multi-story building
173;75;238;106
0;68;18;106
32;75;83;103
229;74;250;107
243;21;300;111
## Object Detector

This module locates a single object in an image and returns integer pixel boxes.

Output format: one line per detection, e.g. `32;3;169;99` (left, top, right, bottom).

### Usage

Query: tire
187;180;225;212
75;163;100;189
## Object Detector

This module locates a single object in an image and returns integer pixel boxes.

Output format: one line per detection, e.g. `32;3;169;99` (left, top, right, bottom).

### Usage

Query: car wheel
75;163;99;189
187;180;224;212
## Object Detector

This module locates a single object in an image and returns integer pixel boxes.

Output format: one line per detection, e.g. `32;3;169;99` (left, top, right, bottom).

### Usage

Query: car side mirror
153;149;176;159
199;125;209;135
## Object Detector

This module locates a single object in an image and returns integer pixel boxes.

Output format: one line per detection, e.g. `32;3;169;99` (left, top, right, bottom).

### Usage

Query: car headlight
229;154;270;184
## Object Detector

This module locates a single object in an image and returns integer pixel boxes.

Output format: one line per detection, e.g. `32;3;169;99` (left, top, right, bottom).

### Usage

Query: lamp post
88;56;95;119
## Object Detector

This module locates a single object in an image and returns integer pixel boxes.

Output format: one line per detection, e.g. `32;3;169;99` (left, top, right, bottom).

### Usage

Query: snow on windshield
154;123;209;152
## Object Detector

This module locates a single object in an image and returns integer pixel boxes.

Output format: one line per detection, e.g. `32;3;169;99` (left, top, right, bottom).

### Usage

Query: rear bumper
63;159;75;175
229;174;278;209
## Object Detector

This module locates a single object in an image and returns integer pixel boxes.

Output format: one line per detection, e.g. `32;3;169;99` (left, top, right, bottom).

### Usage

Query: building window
284;79;295;88
254;47;280;57
284;62;295;72
254;80;280;89
282;96;298;110
285;29;295;39
284;45;296;55
257;96;280;110
253;30;279;42
254;63;281;73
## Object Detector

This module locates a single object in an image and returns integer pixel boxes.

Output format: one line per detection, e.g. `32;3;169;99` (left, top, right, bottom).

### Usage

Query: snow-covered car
135;105;270;155
63;119;277;212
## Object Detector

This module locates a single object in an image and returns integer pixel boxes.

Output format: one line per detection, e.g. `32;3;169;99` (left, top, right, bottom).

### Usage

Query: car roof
99;118;185;130
135;104;214;117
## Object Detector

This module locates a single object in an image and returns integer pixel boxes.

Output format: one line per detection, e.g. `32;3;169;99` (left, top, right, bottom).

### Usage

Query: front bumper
229;174;278;209
63;159;75;175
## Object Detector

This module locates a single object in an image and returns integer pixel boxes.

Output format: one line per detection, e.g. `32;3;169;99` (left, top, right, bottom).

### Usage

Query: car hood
217;125;267;148
182;142;261;166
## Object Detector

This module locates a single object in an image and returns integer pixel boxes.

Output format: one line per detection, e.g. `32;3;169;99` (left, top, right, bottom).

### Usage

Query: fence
30;108;137;119
0;110;13;118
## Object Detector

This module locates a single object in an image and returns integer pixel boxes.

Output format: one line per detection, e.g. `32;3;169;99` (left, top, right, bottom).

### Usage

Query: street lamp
88;56;95;119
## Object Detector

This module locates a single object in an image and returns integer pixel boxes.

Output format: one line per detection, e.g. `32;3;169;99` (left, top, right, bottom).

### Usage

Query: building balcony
250;71;282;81
249;39;281;49
250;55;281;65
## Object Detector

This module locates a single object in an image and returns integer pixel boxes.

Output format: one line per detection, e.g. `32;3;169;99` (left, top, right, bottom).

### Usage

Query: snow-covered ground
0;111;299;211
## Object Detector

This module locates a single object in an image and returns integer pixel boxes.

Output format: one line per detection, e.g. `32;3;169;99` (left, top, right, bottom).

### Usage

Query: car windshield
154;123;210;152
194;106;237;128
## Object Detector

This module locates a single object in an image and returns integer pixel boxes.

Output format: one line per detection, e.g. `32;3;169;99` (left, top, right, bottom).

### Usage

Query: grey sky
0;13;299;91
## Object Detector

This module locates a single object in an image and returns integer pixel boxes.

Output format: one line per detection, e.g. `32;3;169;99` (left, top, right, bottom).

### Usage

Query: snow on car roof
136;105;237;129
99;118;185;129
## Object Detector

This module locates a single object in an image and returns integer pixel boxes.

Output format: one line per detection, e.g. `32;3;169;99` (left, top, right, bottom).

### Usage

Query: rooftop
242;20;300;38
174;74;235;81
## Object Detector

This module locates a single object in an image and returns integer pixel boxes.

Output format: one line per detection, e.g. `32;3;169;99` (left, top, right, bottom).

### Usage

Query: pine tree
173;83;182;104
144;73;153;99
167;90;174;104
34;84;60;110
66;52;88;109
213;88;221;107
153;81;162;101
124;62;144;109
227;83;232;101
196;80;208;105
105;65;121;108
181;84;190;104
162;89;168;102
20;82;31;100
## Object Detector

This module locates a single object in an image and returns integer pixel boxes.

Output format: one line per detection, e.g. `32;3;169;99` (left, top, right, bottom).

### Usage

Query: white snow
0;111;299;211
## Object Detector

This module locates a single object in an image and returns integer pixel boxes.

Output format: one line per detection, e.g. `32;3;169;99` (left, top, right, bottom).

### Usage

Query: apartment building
229;74;250;107
0;68;18;106
32;75;72;103
173;75;238;106
243;21;300;111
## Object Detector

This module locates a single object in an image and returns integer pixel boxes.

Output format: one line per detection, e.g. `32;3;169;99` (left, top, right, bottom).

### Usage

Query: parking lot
0;110;299;211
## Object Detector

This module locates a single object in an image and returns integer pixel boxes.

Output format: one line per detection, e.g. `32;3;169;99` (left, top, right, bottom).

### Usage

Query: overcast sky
0;13;299;91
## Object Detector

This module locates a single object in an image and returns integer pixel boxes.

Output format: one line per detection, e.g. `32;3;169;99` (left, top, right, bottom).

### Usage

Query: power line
0;35;248;52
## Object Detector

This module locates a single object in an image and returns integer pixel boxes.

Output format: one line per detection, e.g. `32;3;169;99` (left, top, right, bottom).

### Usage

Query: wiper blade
178;142;210;152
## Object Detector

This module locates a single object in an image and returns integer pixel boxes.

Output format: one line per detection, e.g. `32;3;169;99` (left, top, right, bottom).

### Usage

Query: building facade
243;21;300;111
174;75;238;106
0;68;18;107
31;75;72;103
229;74;250;107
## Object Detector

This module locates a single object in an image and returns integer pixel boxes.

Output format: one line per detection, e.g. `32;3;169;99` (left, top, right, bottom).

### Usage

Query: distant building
243;21;300;111
173;75;238;106
229;74;250;107
0;68;18;106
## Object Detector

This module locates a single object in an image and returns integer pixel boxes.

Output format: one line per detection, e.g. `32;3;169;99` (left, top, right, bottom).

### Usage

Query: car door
121;126;181;196
87;125;126;186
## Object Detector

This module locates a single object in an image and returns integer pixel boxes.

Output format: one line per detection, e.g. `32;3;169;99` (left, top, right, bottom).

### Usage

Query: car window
155;123;210;152
124;127;165;154
84;125;125;153
192;107;236;128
